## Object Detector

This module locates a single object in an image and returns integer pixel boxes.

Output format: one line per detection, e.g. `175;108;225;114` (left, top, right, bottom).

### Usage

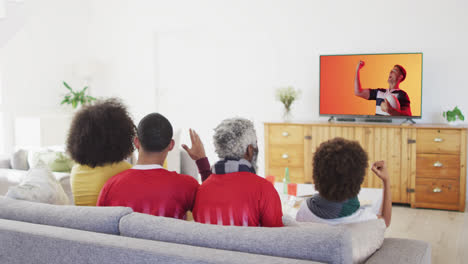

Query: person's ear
246;145;254;161
167;139;175;151
134;137;141;150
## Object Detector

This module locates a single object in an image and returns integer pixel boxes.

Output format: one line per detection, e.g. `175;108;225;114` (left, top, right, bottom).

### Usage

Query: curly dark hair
66;98;136;168
313;137;368;202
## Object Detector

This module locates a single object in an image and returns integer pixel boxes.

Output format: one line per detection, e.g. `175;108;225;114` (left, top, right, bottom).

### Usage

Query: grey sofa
0;197;430;264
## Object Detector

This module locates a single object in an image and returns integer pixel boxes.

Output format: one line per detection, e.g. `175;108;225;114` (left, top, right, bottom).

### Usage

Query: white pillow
6;165;70;205
10;149;29;170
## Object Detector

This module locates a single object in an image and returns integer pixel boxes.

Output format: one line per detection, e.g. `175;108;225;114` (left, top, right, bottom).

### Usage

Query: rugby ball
385;93;400;110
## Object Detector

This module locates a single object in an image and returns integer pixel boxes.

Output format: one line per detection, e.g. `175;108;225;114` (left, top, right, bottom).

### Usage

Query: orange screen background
320;53;422;116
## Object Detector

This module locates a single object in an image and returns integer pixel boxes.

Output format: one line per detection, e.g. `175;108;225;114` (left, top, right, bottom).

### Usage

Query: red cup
287;183;297;196
266;175;275;185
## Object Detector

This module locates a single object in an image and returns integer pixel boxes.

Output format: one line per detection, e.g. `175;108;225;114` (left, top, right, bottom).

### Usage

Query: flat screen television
319;53;423;121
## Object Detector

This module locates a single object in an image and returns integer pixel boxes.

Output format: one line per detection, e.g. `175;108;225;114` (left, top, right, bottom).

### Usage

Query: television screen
319;53;422;118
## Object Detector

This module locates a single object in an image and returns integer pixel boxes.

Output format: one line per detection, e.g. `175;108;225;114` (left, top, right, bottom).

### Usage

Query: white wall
87;0;468;176
0;0;90;153
3;0;468;200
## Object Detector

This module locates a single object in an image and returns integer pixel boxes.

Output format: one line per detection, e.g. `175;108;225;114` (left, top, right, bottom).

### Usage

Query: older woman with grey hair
193;117;283;227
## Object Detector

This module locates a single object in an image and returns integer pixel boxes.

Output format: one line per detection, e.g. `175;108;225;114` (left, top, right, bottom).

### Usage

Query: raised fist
356;60;365;71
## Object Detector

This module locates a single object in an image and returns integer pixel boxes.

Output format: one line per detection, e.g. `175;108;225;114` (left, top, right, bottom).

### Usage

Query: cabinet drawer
416;178;459;205
268;166;306;183
416;129;460;154
269;125;304;145
269;146;304;167
416;154;460;180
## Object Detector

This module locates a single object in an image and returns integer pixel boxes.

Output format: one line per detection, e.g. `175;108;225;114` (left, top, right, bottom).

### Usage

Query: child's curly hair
313;137;368;201
66;98;136;168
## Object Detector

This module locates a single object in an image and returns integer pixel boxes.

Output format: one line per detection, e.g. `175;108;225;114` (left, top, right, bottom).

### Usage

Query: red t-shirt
97;168;199;219
193;172;283;227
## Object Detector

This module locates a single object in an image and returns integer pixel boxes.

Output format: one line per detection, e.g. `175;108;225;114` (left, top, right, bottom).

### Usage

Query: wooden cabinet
265;125;305;183
264;122;466;211
413;128;466;211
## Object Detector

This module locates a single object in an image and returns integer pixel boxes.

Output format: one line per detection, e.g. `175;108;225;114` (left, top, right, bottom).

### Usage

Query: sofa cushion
0;196;132;235
10;149;29;170
120;212;352;264
6;167;70;205
28;149;74;172
365;238;431;264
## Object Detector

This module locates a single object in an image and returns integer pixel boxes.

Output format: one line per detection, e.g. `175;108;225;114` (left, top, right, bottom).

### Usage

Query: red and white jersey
97;164;199;220
193;172;283;227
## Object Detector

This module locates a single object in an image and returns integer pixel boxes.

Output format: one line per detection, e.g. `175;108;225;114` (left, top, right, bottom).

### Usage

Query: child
296;137;391;227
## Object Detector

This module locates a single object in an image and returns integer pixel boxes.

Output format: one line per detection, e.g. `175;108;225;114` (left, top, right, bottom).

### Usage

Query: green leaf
63;81;73;92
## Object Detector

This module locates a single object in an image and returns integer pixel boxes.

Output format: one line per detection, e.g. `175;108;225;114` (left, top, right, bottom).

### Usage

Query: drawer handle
433;187;442;193
282;132;289;137
433;161;443;167
282;153;289;159
434;137;443;142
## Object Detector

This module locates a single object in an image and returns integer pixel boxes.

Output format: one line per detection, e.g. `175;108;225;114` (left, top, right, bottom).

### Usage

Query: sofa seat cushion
120;212;352;264
365;238;431;264
0;197;132;235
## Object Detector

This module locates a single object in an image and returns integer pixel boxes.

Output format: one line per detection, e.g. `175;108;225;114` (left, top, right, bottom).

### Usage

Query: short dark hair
313;138;368;202
394;64;406;82
66;98;136;168
137;113;173;152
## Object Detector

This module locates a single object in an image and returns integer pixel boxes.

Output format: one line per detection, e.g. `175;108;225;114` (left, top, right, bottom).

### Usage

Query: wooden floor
386;205;468;264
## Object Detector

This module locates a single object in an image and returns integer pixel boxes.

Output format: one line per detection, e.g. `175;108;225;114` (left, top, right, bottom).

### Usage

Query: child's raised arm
372;160;392;227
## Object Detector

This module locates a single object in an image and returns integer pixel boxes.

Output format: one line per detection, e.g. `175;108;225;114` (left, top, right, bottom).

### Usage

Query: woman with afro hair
67;98;136;206
296;137;392;228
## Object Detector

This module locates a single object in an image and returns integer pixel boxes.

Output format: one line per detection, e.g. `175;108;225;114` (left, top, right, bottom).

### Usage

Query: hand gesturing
182;129;206;161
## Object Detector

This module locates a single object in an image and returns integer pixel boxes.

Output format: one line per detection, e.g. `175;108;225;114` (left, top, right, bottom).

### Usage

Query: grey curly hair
213;118;257;160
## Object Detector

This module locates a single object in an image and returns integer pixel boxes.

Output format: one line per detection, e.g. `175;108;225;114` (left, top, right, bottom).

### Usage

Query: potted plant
443;106;465;125
276;86;301;122
60;81;96;109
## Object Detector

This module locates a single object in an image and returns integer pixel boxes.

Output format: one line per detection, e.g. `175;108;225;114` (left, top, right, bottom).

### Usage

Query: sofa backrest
0;218;318;264
0;196;132;235
119;212;352;264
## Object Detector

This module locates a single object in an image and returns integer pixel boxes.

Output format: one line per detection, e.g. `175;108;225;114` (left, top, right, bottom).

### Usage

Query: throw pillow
6;166;70;205
28;149;74;172
10;149;29;170
48;152;74;172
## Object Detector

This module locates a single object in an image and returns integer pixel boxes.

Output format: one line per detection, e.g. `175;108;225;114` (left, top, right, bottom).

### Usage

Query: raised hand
182;129;206;161
356;60;365;71
371;160;389;183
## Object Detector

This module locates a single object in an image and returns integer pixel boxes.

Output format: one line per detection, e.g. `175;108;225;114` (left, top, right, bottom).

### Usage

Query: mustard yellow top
70;161;132;206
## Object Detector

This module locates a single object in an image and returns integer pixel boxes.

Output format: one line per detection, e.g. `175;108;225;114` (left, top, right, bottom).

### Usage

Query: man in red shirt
97;113;210;220
193;118;283;227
